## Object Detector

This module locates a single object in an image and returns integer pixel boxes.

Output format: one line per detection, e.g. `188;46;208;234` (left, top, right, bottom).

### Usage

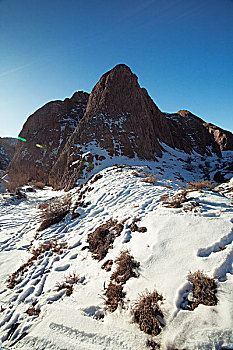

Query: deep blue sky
0;0;233;137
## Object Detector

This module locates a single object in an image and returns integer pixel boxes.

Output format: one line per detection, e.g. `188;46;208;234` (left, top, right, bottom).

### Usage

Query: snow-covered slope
0;163;233;349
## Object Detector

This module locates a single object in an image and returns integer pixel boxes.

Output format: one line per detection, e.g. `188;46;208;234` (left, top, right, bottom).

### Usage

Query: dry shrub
104;282;126;312
132;171;141;177
38;201;49;210
186;270;218;310
187;180;215;190
29;180;45;189
161;190;189;208
26;307;40;317
183;201;199;212
146;339;160;349
87;219;124;261
129;219;147;233
132;289;164;336
101;259;113;271
38;195;71;231
141;170;157;185
7;240;67;289
55;273;80;296
111;250;140;284
90;173;103;184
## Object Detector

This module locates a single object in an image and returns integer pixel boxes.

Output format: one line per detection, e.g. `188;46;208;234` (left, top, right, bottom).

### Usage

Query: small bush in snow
132;289;164;336
161;190;189;208
111;250;140;284
38;195;71;231
104;281;126;312
141;170;157;185
187;180;215;190
129;219;147;233
186;270;218;310
29;180;45;189
55;273;80;296
87;219;124;261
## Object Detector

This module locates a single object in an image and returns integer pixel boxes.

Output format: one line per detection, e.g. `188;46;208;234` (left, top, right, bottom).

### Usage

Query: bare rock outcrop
7;91;89;191
166;110;222;157
49;65;175;189
203;123;233;151
49;65;223;190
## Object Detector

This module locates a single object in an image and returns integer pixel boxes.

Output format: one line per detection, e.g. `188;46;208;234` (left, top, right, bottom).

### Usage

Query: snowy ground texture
0;148;233;350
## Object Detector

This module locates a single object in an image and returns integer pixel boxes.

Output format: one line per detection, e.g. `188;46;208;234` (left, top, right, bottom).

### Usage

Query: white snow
0;162;233;349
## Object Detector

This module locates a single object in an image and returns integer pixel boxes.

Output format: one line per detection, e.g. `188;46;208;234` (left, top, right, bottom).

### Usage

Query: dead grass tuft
129;219;147;233
103;282;126;312
87;219;124;260
187;180;215;190
55;273;80;296
161;190;189;208
141;170;157;185
146;338;160;349
101;259;113;272
25;307;40;317
132;289;164;336
111;250;140;284
29;180;45;189
186;270;218;310
38;195;71;231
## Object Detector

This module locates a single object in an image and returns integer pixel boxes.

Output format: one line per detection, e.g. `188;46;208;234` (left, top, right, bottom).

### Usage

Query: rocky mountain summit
7;91;89;191
6;64;233;191
49;65;232;190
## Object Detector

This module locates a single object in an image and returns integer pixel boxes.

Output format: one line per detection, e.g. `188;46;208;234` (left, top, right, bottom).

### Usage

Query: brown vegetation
26;307;40;317
141;170;157;184
55;273;80;296
29;180;45;189
87;219;124;260
187;180;215;190
110;250;140;284
38;195;71;231
129;219;147;233
186;270;218;310
103;282;126;312
132;289;164;336
101;259;113;272
161;190;189;208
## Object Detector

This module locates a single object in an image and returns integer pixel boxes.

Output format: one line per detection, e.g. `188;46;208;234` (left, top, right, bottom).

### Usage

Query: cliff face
49;65;222;190
7;91;89;191
165;110;222;157
203;123;233;151
49;65;174;189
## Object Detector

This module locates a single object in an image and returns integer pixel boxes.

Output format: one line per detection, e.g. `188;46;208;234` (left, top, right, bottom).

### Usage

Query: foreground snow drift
0;166;233;349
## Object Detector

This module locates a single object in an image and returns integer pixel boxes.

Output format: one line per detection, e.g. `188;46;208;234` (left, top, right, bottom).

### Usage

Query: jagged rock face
49;65;176;189
166;110;222;157
0;137;17;170
203;123;233;151
7;91;89;191
49;66;226;190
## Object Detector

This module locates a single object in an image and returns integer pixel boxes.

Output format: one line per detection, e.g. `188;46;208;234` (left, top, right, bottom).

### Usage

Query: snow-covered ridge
0;164;233;349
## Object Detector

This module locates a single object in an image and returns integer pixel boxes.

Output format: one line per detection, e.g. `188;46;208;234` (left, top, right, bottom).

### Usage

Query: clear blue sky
0;0;233;137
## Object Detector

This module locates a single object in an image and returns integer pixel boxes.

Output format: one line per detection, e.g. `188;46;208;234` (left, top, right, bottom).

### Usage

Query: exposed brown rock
49;65;175;189
7;92;89;191
50;65;224;190
203;123;233;151
166;110;222;157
